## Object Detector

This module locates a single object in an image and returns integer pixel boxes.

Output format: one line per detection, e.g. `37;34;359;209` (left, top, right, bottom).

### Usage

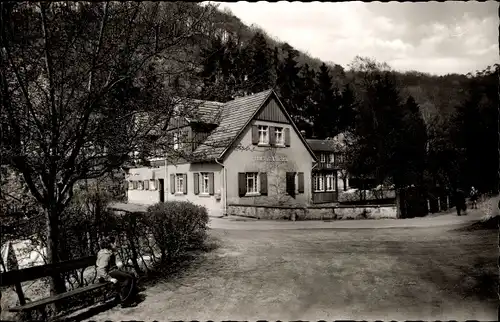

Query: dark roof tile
192;90;273;160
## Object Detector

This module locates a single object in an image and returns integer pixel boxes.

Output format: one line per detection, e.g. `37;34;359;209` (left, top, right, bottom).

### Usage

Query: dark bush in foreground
146;201;209;263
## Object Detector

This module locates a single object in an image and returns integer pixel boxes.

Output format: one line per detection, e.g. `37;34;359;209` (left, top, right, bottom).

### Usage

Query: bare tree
258;146;298;205
0;1;218;296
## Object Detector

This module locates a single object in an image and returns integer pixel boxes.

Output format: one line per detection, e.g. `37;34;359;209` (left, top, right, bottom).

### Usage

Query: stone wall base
227;204;398;220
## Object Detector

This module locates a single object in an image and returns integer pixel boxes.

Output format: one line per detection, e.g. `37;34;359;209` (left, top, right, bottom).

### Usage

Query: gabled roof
191;90;273;160
306;139;339;152
307;132;354;153
191;89;317;162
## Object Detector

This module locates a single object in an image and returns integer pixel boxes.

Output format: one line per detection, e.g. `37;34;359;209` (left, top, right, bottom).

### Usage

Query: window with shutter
208;172;215;195
238;173;246;197
251;125;259;145
170;174;175;194
269;126;275;145
258;126;269;145
298;172;304;193
260;172;268;195
245;173;259;194
199;173;209;194
183;174;188;194
194;173;199;195
286;172;296;197
284;128;290;147
274;127;284;146
144;180;149;190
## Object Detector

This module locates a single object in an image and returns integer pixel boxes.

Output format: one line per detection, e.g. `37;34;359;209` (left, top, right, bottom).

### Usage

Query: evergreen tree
246;32;275;93
300;63;317;137
198;35;224;100
276;43;303;126
313;63;340;138
338;84;357;132
402;95;428;186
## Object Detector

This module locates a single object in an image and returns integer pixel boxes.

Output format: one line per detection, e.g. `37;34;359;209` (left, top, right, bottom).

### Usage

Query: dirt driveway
89;221;497;321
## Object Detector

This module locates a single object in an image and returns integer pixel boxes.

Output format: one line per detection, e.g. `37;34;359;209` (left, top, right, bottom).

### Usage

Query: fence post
427;199;431;213
437;197;441;212
447;196;451;209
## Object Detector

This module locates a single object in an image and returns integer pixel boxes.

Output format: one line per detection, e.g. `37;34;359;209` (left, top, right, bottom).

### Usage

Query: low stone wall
227;204;398;221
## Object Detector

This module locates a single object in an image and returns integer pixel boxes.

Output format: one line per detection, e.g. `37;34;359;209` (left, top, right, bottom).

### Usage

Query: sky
214;1;498;76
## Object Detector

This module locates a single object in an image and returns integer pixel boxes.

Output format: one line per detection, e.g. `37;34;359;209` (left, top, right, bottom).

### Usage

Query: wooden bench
1;255;112;319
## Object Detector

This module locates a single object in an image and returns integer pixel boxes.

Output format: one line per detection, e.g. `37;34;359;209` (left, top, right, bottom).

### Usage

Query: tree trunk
45;207;67;296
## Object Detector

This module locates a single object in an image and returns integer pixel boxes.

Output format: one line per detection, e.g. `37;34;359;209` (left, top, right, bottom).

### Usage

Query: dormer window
258;125;269;145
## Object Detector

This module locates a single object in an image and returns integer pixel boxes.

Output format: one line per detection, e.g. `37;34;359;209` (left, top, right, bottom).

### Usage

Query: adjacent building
126;90;318;216
306;138;344;204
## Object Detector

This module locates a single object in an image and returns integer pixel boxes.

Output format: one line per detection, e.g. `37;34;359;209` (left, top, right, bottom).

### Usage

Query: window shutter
286;172;296;197
126;181;130;190
133;181;137;189
144;180;149;190
170;174;175;194
298;172;304;193
183;173;188;194
260;172;268;195
284;128;290;147
194;173;199;195
251;125;259;145
269;126;275;145
238;172;246;197
208;172;215;195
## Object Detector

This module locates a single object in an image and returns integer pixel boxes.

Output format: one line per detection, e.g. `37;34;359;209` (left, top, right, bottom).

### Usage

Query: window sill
199;193;211;198
244;192;261;197
257;143;270;147
174;192;185;196
274;143;286;148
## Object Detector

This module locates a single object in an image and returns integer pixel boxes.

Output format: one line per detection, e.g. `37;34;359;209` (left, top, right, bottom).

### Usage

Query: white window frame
313;174;325;192
275;127;284;146
149;179;156;191
173;132;179;150
329;153;335;164
258;125;269;145
246;173;259;195
128;181;134;190
137;180;144;190
200;172;210;195
175;174;184;194
326;173;335;191
320;153;326;163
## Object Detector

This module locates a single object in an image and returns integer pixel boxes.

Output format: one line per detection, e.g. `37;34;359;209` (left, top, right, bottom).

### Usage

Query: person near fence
469;186;478;209
454;188;467;216
96;236;139;308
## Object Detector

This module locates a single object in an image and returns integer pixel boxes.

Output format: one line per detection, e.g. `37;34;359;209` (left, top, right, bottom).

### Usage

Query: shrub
145;201;209;263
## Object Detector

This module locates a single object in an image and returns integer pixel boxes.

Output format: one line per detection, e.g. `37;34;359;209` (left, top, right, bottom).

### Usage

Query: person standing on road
454;188;467;216
469;186;478;209
96;236;139;308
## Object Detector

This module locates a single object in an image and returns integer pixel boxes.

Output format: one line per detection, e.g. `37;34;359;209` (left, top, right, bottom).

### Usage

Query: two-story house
306;138;347;204
126;89;317;216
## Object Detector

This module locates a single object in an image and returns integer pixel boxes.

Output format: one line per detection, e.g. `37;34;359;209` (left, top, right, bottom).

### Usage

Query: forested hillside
197;5;498;194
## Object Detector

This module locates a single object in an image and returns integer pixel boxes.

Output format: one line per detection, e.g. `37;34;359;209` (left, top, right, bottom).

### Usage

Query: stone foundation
227;204;398;220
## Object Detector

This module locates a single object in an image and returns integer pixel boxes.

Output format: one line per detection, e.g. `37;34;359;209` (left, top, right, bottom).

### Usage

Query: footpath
208;207;491;230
